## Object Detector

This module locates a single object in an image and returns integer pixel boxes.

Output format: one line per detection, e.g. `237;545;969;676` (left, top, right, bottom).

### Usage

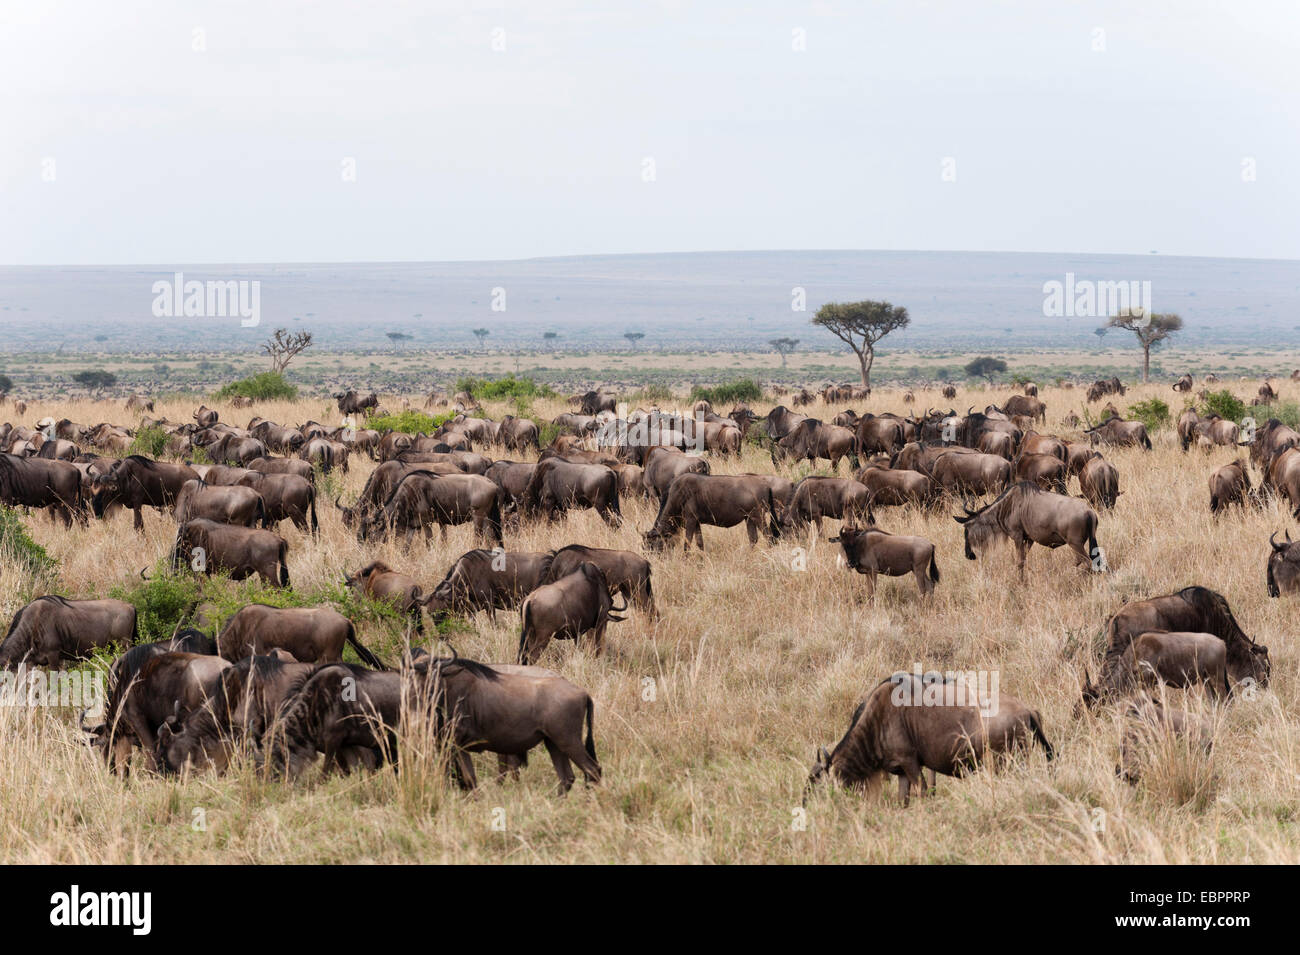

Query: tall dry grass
0;380;1298;863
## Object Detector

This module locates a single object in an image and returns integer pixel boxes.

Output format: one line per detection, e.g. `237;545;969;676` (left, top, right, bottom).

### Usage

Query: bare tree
263;328;314;373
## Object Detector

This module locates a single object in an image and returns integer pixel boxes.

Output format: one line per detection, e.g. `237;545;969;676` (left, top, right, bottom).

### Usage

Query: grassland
0;375;1297;864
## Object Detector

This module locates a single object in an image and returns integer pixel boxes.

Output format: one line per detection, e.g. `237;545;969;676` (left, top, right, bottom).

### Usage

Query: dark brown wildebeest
422;548;553;621
517;562;625;664
1061;411;1081;429
855;466;934;508
1090;586;1269;702
377;431;414;461
217;604;383;668
579;389;618;415
890;440;975;475
855;414;906;457
92;455;198;531
1011;451;1067;493
1209;459;1251;514
642;446;710;500
299;436;349;473
88;651;231;775
772;418;858;470
359;471;504;547
271;664;401;777
1086;416;1152;450
805;673;1053;805
931;451;1011;498
1086;376;1125;403
1115;631;1233;698
1003;394;1046;424
335;390;379;416
763;405;809;441
497;415;540;452
337;460;459;530
615;463;649;499
1195;413;1241;448
247;455;314;480
0;596;136;669
1257;379;1278;404
0;453;86;527
172;518;290;587
544;544;657;619
193;405;219;428
344;561;425;631
1023;382;1038;397
190;463;256;485
830;524;939;598
521;457;620;526
125;394;155;414
1266;530;1300;597
1176;408;1200;452
1252;418;1300;467
250;421;307;455
643;472;781;551
976;430;1015;459
236;471;318;532
954;482;1102;578
783;476;872;533
1116;697;1213;785
1019;431;1067;461
173;478;265;527
36;438;78;461
831;409;858;430
1172;374;1193;393
1078;454;1120;509
941;384;957;399
551;412;598;436
484;460;537;510
418;654;601;793
194;430;267;467
1262;446;1300;517
1065;442;1098;477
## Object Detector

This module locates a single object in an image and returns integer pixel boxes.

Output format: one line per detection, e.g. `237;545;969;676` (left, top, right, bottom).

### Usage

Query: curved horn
1271;530;1287;552
139;566;151;580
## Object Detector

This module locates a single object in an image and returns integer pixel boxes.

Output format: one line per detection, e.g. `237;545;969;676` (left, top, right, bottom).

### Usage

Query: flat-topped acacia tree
812;300;909;389
1104;309;1183;383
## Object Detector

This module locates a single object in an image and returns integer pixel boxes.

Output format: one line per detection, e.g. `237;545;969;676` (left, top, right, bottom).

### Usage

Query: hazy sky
2;1;1298;265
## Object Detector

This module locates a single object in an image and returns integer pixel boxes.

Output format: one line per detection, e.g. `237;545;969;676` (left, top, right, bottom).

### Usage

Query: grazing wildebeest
642;446;710;501
236;471;318;532
1116;698;1213;785
854;465;934;509
805;673;1053;805
496;414;540;452
0;596;136;669
1208;459;1251;514
941;384;957;399
247;455;314;481
977;430;1015;459
335;390;379;416
830;524;939;598
1018;431;1067;462
1086;416;1151;450
855;414;906;457
217;604;383;668
359;471;504;547
422;548;554;621
171;518;290;587
299;436;349;473
579;389;618;415
194;430;267;467
1091;586;1269;701
521;456;621;526
517;562;625;664
930;451;1011;498
643;473;781;551
783;476;872;533
544;544;657;619
954;482;1102;578
344;561;425;631
1116;631;1233;698
1011;451;1067;493
92;455;198;531
1266;530;1300;597
1078;454;1120;509
417;654;602;793
1002;394;1046;424
771;418;858;470
125;394;155;414
273;664;402;777
0;453;86;526
173;478;265;527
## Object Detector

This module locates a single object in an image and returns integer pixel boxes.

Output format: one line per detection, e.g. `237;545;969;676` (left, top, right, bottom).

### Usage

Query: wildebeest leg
496;754;523;783
583;620;608;656
898;760;923;806
1015;541;1030;580
542;738;577;794
451;750;478;790
132;506;145;532
746;518;759;545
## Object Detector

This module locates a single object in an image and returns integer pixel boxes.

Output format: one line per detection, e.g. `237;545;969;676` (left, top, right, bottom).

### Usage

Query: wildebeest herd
0;375;1293;817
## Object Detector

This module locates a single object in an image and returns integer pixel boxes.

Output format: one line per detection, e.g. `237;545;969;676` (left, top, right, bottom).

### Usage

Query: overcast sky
2;1;1298;265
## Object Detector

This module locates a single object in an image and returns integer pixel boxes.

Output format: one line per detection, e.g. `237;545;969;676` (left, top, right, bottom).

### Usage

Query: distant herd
0;372;1292;800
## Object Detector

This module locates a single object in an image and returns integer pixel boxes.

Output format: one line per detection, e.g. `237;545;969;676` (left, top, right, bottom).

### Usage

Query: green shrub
1251;400;1300;431
109;570;204;643
1126;397;1172;432
213;371;297;402
537;421;563;448
1200;389;1247;424
127;424;169;458
0;506;57;580
456;375;557;401
689;378;763;406
368;410;452;434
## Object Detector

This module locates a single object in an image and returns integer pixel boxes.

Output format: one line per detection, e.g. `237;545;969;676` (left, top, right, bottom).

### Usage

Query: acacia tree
624;331;645;349
811;300;909;388
769;337;799;369
1105;309;1183;382
472;328;491;348
964;356;1007;383
263;328;314;373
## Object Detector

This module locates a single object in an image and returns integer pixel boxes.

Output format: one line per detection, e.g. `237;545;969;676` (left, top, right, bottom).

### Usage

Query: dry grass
1;380;1298;864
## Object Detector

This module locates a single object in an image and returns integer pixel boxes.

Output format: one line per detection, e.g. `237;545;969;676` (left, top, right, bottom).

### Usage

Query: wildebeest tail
1142;432;1152;450
487;490;504;546
1030;712;1054;760
345;620;386;670
584;695;597;764
255;495;267;529
278;539;291;588
928;549;940;583
308;485;319;535
516;598;534;664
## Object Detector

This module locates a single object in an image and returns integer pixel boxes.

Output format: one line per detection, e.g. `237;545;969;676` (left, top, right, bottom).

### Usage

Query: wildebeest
335;390;379;416
359;471;504;547
237;471;318;532
1251;418;1300;468
1114;631;1233;699
517;562;625;664
216;604;383;669
125;394;155;414
422;548;554;621
1078;454;1120;509
0;596;136;669
344;561;425;631
805;673;1053;805
783;476;872;533
763;405;809;441
272;664;401;777
1086;376;1125;403
830;524;939;598
643;473;780;551
247;455;314;481
172;518;290;587
418;654;602;793
1262;446;1300;517
1011;451;1067;493
931;451;1011;498
954;482;1101;578
855;414;906;456
1086;416;1151;450
92;455;199;531
521;456;621;526
1002;394;1046;424
299;436;348;473
642;446;710;501
1266;530;1300;597
1091;586;1269;700
193;405;219;428
1176;408;1200;452
173;478;265;527
941;384;957;399
771;418;858;470
544;544;656;619
579;389;618;415
194;430;267;467
1208;459;1251;514
855;465;934;508
1172;374;1193;393
0;453;86;527
496;414;540;452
